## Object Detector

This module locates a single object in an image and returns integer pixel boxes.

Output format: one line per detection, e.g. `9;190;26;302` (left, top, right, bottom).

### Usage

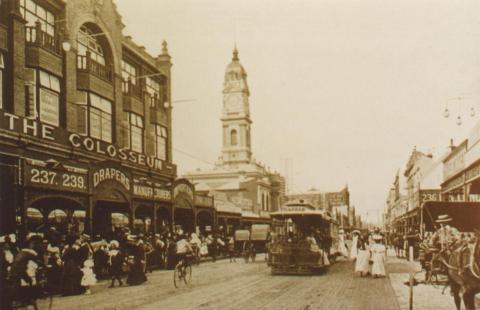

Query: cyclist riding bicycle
176;234;194;267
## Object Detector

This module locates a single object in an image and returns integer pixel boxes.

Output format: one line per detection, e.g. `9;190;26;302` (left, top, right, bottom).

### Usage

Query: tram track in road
143;262;270;309
37;256;402;310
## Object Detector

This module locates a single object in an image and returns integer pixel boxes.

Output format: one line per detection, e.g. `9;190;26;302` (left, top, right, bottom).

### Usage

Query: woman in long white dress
370;236;386;278
355;235;370;276
338;231;349;258
350;232;359;261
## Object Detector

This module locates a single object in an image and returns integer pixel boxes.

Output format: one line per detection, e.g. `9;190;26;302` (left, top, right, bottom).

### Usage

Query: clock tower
220;46;252;166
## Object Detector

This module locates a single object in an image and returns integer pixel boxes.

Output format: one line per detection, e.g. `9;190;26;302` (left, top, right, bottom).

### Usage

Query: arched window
231;129;238;146
76;24;105;65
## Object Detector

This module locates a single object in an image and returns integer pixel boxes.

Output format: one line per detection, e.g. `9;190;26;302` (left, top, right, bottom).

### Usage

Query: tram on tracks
267;202;338;275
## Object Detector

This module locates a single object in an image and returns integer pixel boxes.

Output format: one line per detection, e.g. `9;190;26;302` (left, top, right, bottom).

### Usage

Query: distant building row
384;121;480;234
285;186;363;230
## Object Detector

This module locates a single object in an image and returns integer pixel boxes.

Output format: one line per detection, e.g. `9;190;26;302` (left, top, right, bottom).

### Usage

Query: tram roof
270;209;335;222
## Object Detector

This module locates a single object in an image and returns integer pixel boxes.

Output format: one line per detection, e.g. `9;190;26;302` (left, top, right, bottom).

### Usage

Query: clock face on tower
227;95;241;112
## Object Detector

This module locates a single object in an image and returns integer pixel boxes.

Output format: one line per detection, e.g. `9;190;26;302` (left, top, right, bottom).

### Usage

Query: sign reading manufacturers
133;180;172;201
24;163;88;193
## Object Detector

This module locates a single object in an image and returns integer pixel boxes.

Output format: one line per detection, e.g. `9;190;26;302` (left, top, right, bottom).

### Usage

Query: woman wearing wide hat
370;234;386;278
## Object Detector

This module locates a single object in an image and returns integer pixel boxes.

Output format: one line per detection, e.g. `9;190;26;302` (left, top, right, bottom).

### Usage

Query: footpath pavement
386;250;480;310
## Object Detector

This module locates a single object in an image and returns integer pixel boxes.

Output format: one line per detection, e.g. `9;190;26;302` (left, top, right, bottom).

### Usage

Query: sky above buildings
115;0;480;223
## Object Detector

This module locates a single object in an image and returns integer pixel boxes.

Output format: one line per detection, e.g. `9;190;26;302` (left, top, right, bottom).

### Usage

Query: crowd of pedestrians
0;226;244;309
349;229;387;278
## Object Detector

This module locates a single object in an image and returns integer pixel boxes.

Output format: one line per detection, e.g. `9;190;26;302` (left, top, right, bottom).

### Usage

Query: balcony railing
25;25;60;55
77;52;113;83
122;79;143;99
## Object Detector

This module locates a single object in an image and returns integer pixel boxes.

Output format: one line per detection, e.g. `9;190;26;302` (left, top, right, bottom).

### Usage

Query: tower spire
232;44;239;61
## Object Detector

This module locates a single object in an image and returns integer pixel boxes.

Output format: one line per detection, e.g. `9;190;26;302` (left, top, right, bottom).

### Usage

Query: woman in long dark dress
127;241;147;286
62;243;83;296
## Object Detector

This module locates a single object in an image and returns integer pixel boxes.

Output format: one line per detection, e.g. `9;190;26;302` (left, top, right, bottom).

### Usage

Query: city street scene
0;0;479;309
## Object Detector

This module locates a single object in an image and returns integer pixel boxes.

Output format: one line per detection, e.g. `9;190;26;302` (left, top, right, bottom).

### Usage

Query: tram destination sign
24;164;88;193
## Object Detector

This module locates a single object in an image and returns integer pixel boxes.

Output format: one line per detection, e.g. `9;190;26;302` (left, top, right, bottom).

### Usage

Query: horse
444;232;480;310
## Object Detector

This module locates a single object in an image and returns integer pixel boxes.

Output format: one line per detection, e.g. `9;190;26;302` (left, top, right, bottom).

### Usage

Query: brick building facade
0;0;215;237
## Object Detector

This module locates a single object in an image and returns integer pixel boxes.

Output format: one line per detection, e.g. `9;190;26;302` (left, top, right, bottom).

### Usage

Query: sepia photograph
0;0;479;309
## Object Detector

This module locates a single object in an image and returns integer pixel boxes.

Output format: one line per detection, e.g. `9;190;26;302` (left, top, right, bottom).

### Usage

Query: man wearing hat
430;214;459;251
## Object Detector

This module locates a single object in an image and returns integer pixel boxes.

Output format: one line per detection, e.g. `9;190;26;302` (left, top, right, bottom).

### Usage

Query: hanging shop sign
133;178;172;202
24;162;88;193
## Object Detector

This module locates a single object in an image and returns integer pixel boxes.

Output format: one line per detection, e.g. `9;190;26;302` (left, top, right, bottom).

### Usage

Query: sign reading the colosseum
69;134;163;171
0;112;168;173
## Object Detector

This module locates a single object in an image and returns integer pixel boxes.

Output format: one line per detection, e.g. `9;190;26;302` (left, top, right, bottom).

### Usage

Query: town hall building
184;47;285;226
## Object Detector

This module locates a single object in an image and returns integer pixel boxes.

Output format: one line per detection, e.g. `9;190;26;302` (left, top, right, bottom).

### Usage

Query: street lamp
443;107;450;118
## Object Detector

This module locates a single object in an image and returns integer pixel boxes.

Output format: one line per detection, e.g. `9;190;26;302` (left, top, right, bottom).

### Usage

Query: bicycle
173;254;193;288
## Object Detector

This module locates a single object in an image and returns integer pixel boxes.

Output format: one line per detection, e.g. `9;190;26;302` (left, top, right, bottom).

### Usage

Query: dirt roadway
37;255;401;310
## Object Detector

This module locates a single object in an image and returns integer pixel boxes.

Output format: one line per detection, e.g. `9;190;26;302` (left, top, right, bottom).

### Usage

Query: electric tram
267;202;338;275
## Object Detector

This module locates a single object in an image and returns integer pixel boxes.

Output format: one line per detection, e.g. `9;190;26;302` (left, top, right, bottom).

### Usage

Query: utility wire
6;104;217;168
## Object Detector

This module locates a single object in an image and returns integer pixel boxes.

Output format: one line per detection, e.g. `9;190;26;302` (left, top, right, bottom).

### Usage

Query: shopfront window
76;92;112;142
19;0;55;36
128;112;144;153
155;125;167;160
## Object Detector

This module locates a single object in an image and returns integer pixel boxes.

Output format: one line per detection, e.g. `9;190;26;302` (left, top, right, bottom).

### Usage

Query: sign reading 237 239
25;165;88;193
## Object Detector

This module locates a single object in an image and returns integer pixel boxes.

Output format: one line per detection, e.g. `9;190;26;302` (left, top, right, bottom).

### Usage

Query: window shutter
26;84;37;118
122;112;130;149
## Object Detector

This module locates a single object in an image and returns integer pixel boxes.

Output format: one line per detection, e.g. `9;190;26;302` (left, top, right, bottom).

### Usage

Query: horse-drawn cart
416;201;480;310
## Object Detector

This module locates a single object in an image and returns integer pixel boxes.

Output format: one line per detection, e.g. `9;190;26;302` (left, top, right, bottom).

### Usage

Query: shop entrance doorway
93;201;130;239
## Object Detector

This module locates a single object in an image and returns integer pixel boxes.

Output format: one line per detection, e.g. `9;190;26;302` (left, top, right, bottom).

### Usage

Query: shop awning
421;201;480;232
